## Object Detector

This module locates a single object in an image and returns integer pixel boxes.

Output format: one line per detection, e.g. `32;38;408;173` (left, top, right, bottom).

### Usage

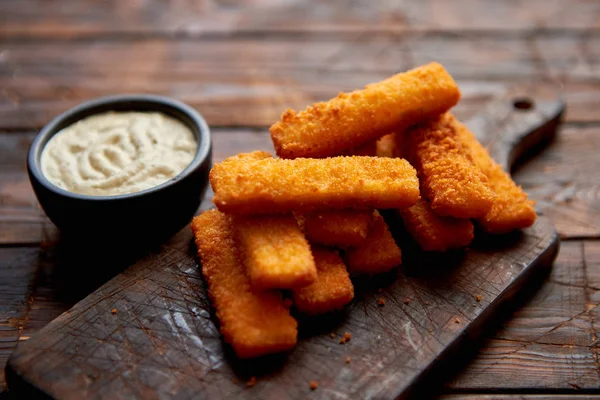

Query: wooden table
1;1;599;398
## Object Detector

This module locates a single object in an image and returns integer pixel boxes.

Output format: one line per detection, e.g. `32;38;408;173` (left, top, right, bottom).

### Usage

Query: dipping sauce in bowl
41;111;197;196
28;94;212;246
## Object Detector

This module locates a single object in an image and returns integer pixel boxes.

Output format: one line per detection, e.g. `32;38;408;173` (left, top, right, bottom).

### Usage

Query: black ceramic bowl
28;95;212;245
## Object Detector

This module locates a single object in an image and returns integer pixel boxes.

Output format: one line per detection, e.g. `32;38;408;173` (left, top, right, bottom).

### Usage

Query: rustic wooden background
1;1;599;398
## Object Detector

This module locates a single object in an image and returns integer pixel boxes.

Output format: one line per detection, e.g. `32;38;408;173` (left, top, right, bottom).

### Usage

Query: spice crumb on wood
310;380;318;390
377;297;386;306
345;356;351;364
330;332;336;339
111;308;117;314
246;376;257;388
455;318;460;324
404;298;410;304
476;295;482;302
340;332;352;344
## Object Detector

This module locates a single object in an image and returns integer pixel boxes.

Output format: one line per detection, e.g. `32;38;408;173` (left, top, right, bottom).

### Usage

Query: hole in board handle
513;98;534;111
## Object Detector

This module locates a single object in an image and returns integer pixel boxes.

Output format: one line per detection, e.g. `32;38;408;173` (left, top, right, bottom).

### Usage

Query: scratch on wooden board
403;321;420;353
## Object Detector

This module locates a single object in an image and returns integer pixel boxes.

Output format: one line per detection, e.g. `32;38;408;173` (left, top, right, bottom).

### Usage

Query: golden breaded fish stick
375;134;397;158
394;129;474;251
293;246;354;315
270;62;461;159
406;113;494;218
304;209;374;248
224;150;272;161
210;153;420;214
344;211;402;274
455;121;537;233
233;214;317;290
229;151;317;289
398;199;474;251
191;210;297;358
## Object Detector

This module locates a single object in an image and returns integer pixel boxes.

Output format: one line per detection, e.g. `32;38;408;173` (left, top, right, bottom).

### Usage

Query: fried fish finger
191;210;297;358
292;246;354;315
393;130;474;251
233;214;317;290
454;120;537;233
398;199;474;251
303;209;374;248
210;153;420;214
270;62;461;159
344;211;402;274
406;113;494;218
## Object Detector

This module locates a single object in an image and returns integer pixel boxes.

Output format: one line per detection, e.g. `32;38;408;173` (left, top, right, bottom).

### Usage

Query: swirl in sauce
41;111;197;196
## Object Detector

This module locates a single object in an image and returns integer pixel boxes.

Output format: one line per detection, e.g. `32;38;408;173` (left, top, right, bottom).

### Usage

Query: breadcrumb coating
191;210;297;358
406;113;494;218
344;211;402;274
270;62;461;159
454;119;537;233
229;151;317;289
393;129;474;251
292;246;354;315
398;198;474;251
210;152;419;214
233;214;317;290
303;209;374;248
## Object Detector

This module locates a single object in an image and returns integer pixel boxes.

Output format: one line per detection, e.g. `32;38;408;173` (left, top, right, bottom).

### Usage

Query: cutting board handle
465;85;565;172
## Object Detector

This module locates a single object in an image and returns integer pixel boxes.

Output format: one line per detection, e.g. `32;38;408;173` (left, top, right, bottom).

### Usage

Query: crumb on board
340;332;352;344
429;328;433;333
111;308;117;314
310;380;318;390
425;300;429;305
377;297;386;306
330;332;336;339
247;376;257;388
403;298;410;305
455;318;460;324
345;356;351;364
476;295;482;302
472;304;477;307
18;336;30;341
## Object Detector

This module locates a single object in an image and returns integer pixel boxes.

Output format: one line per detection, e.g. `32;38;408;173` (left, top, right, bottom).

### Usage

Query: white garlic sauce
41;111;197;196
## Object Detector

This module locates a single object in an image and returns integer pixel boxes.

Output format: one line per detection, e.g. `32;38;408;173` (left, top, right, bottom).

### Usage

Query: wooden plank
0;35;598;129
446;241;600;391
1;0;599;39
514;125;600;239
0;247;39;391
0;132;49;245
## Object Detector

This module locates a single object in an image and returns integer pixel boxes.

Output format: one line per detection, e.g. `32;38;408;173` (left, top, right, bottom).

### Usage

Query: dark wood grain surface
1;1;599;398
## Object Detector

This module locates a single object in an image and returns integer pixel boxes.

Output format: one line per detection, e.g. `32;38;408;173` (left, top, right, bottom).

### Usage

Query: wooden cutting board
6;86;564;400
